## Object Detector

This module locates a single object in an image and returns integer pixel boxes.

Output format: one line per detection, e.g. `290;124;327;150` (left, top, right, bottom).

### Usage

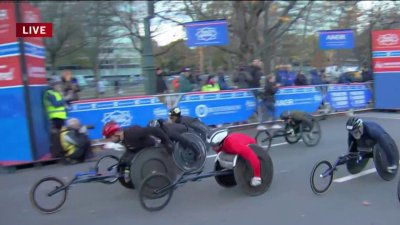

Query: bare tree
38;2;87;75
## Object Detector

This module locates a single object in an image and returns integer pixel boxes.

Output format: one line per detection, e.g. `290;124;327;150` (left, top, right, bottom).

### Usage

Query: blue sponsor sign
68;97;169;139
274;87;323;117
184;20;229;47
325;84;372;111
319;29;354;50
177;90;256;125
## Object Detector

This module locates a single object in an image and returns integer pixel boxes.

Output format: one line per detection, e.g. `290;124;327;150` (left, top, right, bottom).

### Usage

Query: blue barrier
177;90;257;125
274;86;323;117
325;84;372;111
68;96;169;140
67;83;373;140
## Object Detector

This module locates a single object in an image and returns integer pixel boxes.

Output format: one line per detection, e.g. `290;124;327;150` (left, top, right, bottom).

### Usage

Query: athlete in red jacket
209;129;262;186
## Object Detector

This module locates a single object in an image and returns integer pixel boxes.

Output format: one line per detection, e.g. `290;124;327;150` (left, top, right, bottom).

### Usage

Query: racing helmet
346;117;363;139
169;107;181;117
102;121;120;138
346;117;363;131
208;129;229;146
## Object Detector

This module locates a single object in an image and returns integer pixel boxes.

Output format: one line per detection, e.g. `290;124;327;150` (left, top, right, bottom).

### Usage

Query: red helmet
102;121;120;138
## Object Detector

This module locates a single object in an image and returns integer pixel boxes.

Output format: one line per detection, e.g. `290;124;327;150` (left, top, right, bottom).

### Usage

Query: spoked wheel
255;130;272;150
284;124;302;144
130;147;178;189
30;177;68;214
139;173;174;212
94;155;119;184
301;120;321;147
310;161;334;195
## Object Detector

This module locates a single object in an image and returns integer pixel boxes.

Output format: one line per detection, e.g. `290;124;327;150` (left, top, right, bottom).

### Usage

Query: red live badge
16;23;52;38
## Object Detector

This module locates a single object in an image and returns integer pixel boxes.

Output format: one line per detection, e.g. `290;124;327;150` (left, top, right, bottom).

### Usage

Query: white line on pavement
206;141;297;158
333;160;400;183
333;168;376;183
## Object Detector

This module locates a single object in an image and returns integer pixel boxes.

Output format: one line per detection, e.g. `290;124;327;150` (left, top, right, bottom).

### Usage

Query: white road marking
206;141;297;158
333;160;400;183
333;168;377;183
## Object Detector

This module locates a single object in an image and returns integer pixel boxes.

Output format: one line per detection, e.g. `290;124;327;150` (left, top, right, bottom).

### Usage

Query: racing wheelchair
310;137;399;195
255;116;321;149
137;132;274;212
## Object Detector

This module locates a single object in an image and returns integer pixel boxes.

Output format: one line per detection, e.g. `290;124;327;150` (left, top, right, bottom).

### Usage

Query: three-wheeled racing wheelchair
30;130;274;213
255;114;321;149
310;135;399;195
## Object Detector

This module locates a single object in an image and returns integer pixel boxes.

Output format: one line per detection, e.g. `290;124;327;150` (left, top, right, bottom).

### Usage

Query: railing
68;81;374;140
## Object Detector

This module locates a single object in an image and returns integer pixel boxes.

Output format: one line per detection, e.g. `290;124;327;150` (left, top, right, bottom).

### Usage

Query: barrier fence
68;82;374;140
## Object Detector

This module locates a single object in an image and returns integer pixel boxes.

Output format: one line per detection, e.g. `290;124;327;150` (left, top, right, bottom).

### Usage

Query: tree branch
267;1;297;34
154;40;182;56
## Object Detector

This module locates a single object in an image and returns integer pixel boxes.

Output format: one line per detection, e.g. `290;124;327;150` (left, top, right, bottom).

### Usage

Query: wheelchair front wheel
255;130;272;150
95;155;119;184
30;177;68;214
310;161;333;195
139;173;174;212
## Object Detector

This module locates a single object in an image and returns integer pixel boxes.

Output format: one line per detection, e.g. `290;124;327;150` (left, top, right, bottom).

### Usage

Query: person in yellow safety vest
201;75;220;92
44;77;67;131
44;77;68;158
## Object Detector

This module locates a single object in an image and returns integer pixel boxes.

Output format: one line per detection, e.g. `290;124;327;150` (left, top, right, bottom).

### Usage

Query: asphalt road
1;112;400;225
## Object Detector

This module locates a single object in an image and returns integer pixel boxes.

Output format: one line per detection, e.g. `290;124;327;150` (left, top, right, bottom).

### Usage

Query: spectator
294;71;308;86
156;67;168;94
114;80;122;96
216;67;232;90
275;65;287;87
310;68;326;85
201;75;220;92
233;64;251;89
178;67;195;93
247;59;263;88
61;70;80;104
258;74;281;129
43;77;68;158
361;65;373;82
97;79;106;96
285;65;296;86
338;72;353;84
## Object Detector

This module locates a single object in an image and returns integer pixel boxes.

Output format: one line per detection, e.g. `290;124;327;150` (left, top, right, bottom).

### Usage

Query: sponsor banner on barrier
325;84;371;110
68;96;169;140
274;86;323;117
177;90;256;125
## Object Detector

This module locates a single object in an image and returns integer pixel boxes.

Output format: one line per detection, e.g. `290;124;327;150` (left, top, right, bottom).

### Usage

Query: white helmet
208;129;228;146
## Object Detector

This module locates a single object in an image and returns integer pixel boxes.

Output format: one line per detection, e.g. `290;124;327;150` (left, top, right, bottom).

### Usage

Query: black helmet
169;107;181;117
346;117;363;131
280;111;291;120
